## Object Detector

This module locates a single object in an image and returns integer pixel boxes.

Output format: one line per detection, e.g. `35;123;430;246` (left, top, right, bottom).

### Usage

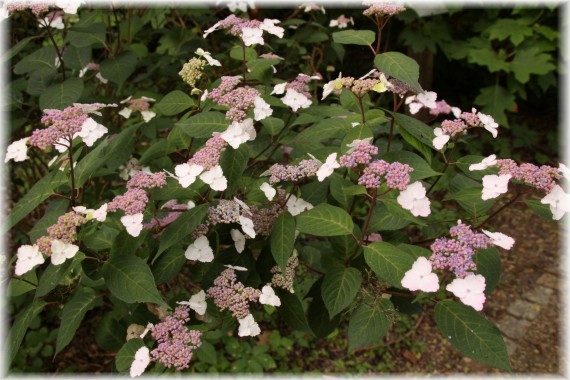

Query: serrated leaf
7;299;46;364
13;46;57;74
271;212;296;272
390;111;435;149
35;255;83;297
1;36;36;63
261;117;285;135
152;248;186;284
39;78;84;110
115;338;144;373
99;51;138;87
474;247;501;295
155;204;209;259
332;30;375;46
220;144;249;194
435;300;512;371
510;46;556;84
486;19;533;46
7;271;37;297
63;45;92;70
66;23;107;48
374;52;422;93
103;256;167;307
308;292;340;338
474;85;515;127
156;90;194;116
348;300;392;351
525;199;555;220
296;204;354;236
55;286;99;355
445;187;494;215
363;242;415;288
26;68;57;96
294;118;351;144
95;313;126;351
321;267;361;318
277;290;312;334
175;111;229;138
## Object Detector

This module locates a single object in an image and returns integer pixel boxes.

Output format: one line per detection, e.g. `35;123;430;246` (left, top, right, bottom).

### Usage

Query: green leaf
95;313;126;352
103;256;167;307
321;267;362;318
348;300;392;351
332;30;375;46
277;290;312;334
152;248;186;284
341;124;373;154
155;204;209;259
374;52;422;93
246;58;281;72
1;36;37;63
7;299;46;364
261;117;285;135
29;198;69;242
525;200;555;220
55;286;99;355
308;291;340;338
271;212;296;272
115;338;144;373
363;242;415;288
486;19;533;46
63;45;92;70
398;125;433;163
390;112;435;149
229;45;257;61
35;255;83;297
474;86;515;127
435;300;512;371
381;150;441;181
13;46;56;74
175;111;229;138
156;90;194;116
294;118;351;144
66;23;107;48
369;199;427;231
474;247;501;295
296;204;354;236
510;46;556;84
39;78;84;110
7;170;68;231
220;144;249;194
26;68;57;96
99;51;138;87
8;271;37;297
445;187;494;215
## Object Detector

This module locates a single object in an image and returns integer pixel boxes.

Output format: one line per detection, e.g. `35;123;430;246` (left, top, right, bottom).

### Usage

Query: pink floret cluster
441;119;468;137
206;268;261;319
268;159;320;184
187;135;228;170
207;76;260;121
363;2;406;16
35;211;86;256
287;74;313;98
107;188;149;215
358;160;413;190
218;14;262;35
29;105;89;150
6;1;51;14
127;172;167;189
496;159;561;193
339;142;378;168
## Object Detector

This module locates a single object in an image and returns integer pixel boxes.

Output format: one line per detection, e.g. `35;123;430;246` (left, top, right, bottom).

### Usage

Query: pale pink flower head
481;174;511;200
397;181;431;217
15;245;44;276
238;314;261;337
401;256;439;292
446;274;486;311
432;128;450;150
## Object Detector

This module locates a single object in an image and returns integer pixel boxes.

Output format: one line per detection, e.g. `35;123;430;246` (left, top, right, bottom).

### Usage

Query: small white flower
200;165;227;191
540;185;570;220
55;0;84;14
118;107;133;119
259;285;281;306
322;72;343;100
4;137;29;163
177;290;207;315
446;274;486;311
397;182;431;217
121;213;144;237
221;119;256;149
432;128;450;150
129;346;150;378
271;82;287;95
231;229;246;253
282;89;311;112
239;215;256;238
76;118;107;147
241;27;264;46
95;72;108;84
469;154;497;171
351;122;360;128
15;245;45;276
233;197;251;213
477;112;498;138
260;18;285;38
225;264;248;271
73;203;107;222
481;174;511;200
185;235;214;262
329;15;353;29
558;163;570;179
173;163;204;188
406;91;437;114
300;3;325;13
253;97;273;121
401;257;439;292
451;107;462;118
372;73;393;93
482;230;515;250
140;323;153;339
203;21;221;38
286;194;313;216
260;182;276;201
51;239;79;265
316;153;340;182
39;14;64;29
238;314;261;337
195;48;221;66
140;110;156;123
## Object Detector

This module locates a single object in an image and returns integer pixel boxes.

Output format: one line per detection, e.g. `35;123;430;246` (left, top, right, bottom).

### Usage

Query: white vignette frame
0;0;568;379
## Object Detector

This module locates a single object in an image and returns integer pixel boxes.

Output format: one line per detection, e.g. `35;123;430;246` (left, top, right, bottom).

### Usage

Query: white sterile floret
481;174;511;200
406;91;437;114
286;194;313;216
446;274;486;311
282;89;311;112
195;48;221;66
432;128;450;150
397;182;431;217
233;197;251;212
39;14;64;29
118;107;133;119
51;239;79;265
129;346;150;378
95;72;108;84
260;182;276;201
121;213;144;237
55;0;84;14
225;264;248;271
469;154;497;171
15;245;44;276
259;285;281;307
482;230;515;250
174;163;204;188
140;110;156;123
372;73;393;93
238;314;261;337
322;72;343;100
73;203;107;222
77;118;108;147
329;15;353;29
271;82;287;95
185;236;214;262
558;163;570;179
221;119;256;149
200;165;228;191
239;215;256;238
477;112;499;138
540;184;570;220
316;153;340;182
177;290;207;315
231;229;246;253
253;97;273;121
5;137;29;163
346;137;373;153
203;21;221;38
241;27;264;46
401;257;439;292
260;18;285;38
